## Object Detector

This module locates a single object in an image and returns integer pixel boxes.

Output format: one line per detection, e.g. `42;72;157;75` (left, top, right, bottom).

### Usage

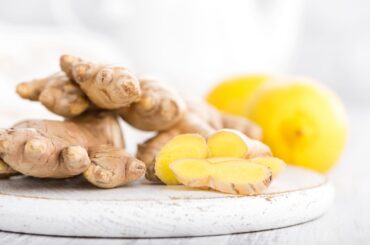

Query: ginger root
13;54;267;190
170;158;272;195
137;100;263;182
118;76;186;131
0;112;123;178
17;72;90;117
0;112;144;188
84;145;145;188
60;54;141;109
153;129;271;185
154;134;209;185
17;55;186;132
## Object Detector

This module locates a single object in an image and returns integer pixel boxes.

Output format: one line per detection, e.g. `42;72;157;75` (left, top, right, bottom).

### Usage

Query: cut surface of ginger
155;134;208;185
250;157;286;177
170;158;272;195
207;129;272;158
207;157;241;163
208;156;285;177
207;129;248;158
169;158;211;187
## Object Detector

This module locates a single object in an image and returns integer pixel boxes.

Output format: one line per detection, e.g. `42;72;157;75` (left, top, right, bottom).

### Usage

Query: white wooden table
0;110;368;244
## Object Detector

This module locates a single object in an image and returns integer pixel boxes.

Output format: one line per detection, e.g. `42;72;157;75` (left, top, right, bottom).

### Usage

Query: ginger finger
207;129;271;158
0;159;18;178
61;145;91;175
16;76;49;101
17;72;91;117
60;54;141;109
118;77;186;131
84;145;145;188
0;112;123;178
154;134;209;185
170;158;272;195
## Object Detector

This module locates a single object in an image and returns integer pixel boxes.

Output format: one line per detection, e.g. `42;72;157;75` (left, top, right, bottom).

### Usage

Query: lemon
246;80;348;173
207;75;270;116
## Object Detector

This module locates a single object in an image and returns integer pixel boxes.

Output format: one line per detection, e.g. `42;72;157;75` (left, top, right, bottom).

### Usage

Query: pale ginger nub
118;77;186;131
0;112;123;178
60;54;141;109
170;159;272;195
84;145;146;188
16;72;90;117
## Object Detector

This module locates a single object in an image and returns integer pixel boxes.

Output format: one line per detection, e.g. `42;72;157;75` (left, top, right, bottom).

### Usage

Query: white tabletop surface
0;110;368;244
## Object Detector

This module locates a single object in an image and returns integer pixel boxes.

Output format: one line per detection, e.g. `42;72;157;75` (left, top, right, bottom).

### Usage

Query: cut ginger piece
169;158;211;187
170;158;272;195
207;157;241;163
207;129;272;158
155;134;208;185
209;156;286;177
250;157;286;177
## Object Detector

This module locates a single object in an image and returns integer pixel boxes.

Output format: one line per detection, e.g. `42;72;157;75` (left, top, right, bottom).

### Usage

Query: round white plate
0;166;333;238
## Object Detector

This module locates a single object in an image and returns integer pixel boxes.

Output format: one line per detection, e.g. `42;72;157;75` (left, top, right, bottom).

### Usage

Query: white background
0;0;368;243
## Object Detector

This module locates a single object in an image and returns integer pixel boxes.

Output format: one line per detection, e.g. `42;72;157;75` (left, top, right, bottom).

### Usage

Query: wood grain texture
0;167;332;238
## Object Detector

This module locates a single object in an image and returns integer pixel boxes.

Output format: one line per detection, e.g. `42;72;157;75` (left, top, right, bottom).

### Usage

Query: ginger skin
0;112;123;178
118;77;186;131
0;113;145;188
17;72;90;117
0;159;18;178
84;145;145;188
60;54;141;109
17;56;186;132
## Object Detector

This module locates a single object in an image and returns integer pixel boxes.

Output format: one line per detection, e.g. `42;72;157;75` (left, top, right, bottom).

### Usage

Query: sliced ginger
207;129;271;158
155;134;208;185
250;157;286;177
209;156;286;177
170;159;272;195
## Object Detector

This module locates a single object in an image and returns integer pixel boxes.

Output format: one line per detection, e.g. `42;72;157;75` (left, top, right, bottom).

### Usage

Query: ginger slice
209;156;285;177
207;157;241;163
169;158;211;187
155;134;208;185
250;157;286;177
207;129;272;158
170;158;272;195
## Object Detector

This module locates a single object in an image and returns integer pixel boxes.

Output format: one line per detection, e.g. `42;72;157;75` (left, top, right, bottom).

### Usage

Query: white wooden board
0;166;334;238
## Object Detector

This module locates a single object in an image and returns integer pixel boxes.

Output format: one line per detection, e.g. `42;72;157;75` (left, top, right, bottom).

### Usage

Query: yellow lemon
246;80;348;173
207;74;270;116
